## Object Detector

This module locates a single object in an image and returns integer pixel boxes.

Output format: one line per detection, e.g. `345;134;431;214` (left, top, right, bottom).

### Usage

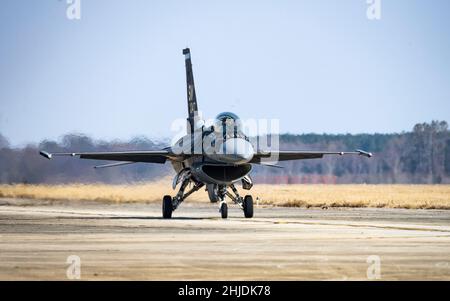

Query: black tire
162;195;173;219
220;203;228;219
243;195;254;218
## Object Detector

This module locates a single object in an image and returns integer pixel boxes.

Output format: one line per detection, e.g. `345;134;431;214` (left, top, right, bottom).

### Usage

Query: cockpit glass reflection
214;112;243;137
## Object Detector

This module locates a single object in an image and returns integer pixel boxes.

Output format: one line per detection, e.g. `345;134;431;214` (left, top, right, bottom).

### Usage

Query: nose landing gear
217;186;228;219
220;201;228;219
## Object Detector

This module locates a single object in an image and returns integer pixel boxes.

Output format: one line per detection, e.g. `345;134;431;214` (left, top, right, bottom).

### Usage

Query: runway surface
1;198;450;280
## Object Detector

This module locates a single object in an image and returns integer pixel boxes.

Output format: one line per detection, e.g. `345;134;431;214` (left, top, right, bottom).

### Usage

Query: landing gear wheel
220;202;228;219
162;195;173;219
243;195;254;218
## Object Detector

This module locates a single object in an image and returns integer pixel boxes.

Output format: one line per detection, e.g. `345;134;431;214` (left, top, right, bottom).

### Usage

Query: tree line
0;121;449;184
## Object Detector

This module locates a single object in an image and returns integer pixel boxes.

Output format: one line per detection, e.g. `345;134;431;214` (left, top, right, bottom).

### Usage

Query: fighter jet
40;48;372;219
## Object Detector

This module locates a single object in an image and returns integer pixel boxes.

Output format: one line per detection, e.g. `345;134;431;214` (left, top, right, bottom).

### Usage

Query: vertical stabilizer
183;48;199;133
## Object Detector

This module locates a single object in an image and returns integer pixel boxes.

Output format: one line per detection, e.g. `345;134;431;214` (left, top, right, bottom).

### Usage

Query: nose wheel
220;202;228;219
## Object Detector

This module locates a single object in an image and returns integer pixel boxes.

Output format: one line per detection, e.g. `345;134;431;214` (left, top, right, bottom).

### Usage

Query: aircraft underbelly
190;162;252;185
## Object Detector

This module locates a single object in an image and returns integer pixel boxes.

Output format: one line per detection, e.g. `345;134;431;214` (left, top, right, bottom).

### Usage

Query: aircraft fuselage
170;123;255;185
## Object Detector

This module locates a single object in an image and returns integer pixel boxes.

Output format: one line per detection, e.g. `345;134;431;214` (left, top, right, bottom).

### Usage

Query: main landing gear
243;195;254;218
162;176;204;219
162;195;173;219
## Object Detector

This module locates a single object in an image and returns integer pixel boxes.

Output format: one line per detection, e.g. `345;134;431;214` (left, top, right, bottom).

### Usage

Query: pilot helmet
213;112;242;134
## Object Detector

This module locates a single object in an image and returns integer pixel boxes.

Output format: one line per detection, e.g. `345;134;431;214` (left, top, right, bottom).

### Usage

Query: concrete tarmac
0;199;450;280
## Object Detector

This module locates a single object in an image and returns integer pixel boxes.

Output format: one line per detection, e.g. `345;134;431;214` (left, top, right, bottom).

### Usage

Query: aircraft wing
39;149;183;165
250;149;372;163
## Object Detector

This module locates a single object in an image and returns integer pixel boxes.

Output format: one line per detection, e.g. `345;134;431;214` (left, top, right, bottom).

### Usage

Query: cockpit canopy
212;112;249;140
214;112;243;134
216;112;240;122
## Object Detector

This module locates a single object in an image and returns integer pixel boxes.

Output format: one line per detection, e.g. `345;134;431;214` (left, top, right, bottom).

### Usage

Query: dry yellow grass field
1;180;449;209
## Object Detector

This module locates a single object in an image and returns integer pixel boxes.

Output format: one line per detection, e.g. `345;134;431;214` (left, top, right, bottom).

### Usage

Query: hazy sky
1;0;449;146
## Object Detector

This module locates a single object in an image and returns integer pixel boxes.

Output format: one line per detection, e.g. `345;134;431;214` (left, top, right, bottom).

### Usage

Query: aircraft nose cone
219;138;254;164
